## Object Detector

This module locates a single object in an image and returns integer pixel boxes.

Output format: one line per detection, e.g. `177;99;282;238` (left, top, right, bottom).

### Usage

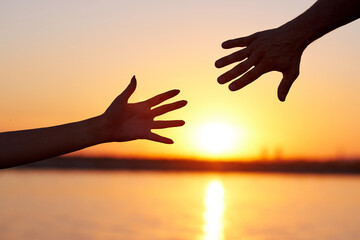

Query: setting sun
195;122;240;156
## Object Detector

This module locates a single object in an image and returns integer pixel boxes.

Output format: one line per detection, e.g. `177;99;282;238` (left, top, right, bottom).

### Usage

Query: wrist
85;115;113;144
277;22;312;53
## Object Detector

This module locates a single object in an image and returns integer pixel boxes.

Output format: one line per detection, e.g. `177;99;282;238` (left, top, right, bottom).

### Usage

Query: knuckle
260;57;276;70
144;101;152;109
235;64;246;75
227;69;237;78
249;53;260;65
251;31;261;39
235;51;243;59
244;71;254;80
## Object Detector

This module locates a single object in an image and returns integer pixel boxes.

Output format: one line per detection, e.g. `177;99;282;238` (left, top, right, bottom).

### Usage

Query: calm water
0;170;359;240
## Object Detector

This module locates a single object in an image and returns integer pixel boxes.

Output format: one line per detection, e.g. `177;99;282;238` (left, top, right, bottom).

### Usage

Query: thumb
120;75;137;102
278;69;299;102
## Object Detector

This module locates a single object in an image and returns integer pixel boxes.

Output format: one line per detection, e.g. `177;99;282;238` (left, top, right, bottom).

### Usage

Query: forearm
0;116;109;169
279;0;360;49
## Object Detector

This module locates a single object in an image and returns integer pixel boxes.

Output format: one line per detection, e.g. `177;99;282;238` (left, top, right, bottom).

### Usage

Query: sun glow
195;122;239;156
203;180;225;240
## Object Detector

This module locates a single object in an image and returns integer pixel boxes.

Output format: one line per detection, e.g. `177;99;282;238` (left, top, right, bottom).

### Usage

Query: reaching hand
101;76;187;144
215;27;305;101
0;75;187;168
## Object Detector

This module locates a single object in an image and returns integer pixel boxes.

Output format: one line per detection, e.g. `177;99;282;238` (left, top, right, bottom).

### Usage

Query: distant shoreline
14;156;360;174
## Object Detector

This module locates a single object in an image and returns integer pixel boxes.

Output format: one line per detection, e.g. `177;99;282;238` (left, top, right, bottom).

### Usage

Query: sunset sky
1;0;360;160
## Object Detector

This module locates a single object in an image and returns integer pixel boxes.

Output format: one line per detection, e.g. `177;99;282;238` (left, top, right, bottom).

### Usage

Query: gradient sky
1;0;360;160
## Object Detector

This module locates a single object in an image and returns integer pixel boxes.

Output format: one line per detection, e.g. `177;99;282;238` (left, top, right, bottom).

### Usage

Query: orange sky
1;0;360;160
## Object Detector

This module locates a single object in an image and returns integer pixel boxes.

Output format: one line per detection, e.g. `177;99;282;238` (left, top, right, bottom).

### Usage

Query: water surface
0;170;359;240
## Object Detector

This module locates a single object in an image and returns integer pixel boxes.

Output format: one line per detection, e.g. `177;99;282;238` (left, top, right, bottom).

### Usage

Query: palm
215;27;304;101
102;76;187;144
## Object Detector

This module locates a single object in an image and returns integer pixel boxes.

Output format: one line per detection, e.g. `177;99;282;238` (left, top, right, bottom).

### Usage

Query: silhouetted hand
215;0;360;101
0;75;187;168
215;27;304;102
101;76;187;144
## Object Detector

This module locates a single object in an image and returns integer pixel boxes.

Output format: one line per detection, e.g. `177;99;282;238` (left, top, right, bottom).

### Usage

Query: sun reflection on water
203;180;225;240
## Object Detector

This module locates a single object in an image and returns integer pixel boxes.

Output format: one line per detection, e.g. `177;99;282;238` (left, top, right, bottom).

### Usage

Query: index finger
222;34;255;49
144;89;180;107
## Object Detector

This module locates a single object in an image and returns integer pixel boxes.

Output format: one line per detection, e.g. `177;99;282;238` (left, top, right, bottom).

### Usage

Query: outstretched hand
0;75;186;168
101;76;187;144
215;27;305;101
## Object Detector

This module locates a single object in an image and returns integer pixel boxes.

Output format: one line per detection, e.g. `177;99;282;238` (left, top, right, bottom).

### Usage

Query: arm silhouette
0;76;187;169
215;0;360;101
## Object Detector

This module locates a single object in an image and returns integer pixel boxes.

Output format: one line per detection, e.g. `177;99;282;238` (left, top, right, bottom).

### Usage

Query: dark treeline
15;156;360;174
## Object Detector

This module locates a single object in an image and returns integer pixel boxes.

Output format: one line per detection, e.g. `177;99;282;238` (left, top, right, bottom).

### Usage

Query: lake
0;170;359;240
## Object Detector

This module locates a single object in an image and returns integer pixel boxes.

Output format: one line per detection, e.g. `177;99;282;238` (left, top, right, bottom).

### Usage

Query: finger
152;100;187;117
152;120;185;129
146;132;174;144
217;59;253;84
222;34;255;49
215;48;249;68
144;89;180;107
119;75;137;102
228;67;263;91
277;69;299;102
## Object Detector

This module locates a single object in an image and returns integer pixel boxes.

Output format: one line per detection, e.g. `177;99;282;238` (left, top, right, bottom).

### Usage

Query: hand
215;27;306;101
101;76;187;144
